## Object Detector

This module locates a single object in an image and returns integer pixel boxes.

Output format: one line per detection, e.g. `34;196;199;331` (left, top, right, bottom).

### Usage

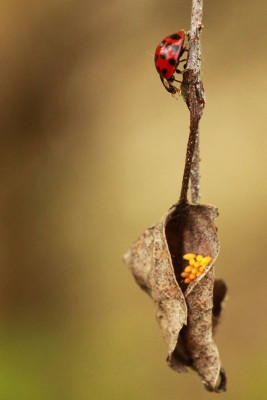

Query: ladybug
154;31;187;94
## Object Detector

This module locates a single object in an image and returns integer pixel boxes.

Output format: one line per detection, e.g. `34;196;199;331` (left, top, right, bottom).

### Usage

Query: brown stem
179;99;202;203
190;133;200;204
178;0;205;205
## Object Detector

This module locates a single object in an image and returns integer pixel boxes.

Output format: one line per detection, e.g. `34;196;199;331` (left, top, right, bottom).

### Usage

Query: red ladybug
154;31;187;94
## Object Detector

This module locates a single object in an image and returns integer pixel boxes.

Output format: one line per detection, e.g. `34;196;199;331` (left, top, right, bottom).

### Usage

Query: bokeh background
1;0;267;399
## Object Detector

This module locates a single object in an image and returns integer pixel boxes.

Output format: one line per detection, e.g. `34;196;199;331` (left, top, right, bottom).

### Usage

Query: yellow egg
184;277;192;284
196;255;203;262
201;256;212;265
191;268;198;274
184;266;192;273
181;272;189;278
183;253;196;260
189;273;196;280
189;259;195;266
194;262;200;268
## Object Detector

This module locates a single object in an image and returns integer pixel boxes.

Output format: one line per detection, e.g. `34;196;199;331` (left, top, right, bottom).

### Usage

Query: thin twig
190;134;200;204
179;0;205;205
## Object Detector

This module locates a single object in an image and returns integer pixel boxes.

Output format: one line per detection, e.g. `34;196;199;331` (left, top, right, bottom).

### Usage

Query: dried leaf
124;202;227;392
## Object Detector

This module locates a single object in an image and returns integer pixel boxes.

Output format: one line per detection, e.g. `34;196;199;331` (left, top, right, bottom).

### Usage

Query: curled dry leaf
124;202;227;392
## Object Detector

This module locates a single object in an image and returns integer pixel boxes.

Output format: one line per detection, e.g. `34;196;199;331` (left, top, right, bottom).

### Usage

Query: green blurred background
1;0;267;399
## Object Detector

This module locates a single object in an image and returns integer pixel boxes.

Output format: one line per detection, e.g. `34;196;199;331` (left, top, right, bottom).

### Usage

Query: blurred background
1;0;267;399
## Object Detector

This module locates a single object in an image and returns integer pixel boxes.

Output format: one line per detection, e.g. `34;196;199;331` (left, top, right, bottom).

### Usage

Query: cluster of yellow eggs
181;253;212;284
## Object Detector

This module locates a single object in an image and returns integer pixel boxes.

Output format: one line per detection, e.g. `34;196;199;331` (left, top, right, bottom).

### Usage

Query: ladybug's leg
170;75;182;84
178;60;188;70
159;76;178;94
179;47;189;58
176;68;187;74
178;47;189;67
176;59;188;74
170;76;182;85
175;47;189;74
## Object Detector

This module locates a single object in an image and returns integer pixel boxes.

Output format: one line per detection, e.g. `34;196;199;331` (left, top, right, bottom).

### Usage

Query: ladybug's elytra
154;31;187;94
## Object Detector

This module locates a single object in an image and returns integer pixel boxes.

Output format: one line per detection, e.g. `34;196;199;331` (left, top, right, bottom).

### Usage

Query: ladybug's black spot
166;43;172;49
160;40;166;48
168;58;176;66
172;44;180;53
154;55;158;62
162;68;167;75
160;53;167;60
170;33;181;40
